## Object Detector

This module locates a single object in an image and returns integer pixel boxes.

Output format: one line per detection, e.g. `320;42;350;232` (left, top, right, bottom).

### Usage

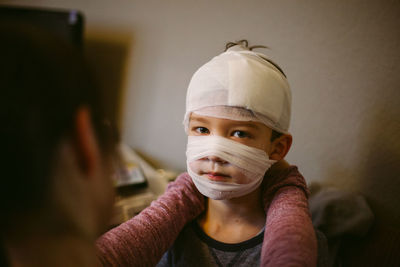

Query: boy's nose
206;155;227;164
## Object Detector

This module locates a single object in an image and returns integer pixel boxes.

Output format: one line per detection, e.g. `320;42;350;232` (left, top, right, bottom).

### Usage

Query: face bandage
183;45;291;134
186;135;276;200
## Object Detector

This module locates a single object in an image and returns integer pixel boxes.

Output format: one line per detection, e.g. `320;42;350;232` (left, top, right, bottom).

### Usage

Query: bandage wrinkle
187;136;268;173
186;135;276;200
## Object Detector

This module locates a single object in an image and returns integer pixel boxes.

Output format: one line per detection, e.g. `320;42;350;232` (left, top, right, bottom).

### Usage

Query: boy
158;41;318;266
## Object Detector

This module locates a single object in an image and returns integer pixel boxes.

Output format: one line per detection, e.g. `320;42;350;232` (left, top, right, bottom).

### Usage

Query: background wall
3;0;399;250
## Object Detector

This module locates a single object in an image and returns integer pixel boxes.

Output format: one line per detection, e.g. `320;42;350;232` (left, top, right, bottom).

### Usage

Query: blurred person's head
0;22;117;265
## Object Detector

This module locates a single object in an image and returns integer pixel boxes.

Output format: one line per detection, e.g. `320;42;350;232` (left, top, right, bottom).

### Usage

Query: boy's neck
198;187;265;244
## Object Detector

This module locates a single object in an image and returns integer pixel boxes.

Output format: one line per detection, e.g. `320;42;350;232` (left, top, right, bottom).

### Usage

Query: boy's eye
232;130;250;138
195;127;210;134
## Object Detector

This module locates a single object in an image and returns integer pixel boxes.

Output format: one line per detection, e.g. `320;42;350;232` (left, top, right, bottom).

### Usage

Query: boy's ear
269;134;292;161
74;107;100;177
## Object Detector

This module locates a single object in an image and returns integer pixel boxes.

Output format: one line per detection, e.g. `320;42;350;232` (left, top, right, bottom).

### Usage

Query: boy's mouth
203;172;231;182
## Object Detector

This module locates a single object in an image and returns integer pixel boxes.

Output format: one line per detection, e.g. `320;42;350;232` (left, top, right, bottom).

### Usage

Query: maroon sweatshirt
96;166;317;267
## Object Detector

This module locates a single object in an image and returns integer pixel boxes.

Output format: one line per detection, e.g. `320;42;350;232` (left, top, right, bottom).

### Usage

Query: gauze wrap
186;135;276;199
183;45;291;133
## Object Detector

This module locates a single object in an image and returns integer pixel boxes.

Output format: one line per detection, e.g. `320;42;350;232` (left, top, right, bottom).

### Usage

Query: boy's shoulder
263;164;310;200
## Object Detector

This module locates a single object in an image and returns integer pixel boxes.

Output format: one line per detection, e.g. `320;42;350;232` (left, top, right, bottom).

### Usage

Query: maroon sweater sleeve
261;166;317;267
95;173;205;267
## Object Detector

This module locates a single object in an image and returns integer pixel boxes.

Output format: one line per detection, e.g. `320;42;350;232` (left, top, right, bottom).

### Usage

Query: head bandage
186;135;276;199
183;45;291;133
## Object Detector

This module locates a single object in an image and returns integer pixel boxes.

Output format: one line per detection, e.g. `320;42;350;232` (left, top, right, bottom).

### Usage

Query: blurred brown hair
0;21;116;237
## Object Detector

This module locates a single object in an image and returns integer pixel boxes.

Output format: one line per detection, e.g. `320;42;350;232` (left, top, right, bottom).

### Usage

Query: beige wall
3;0;400;227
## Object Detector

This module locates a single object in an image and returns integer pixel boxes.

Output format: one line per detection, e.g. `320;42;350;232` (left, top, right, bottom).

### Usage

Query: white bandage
183;45;291;134
186;135;276;199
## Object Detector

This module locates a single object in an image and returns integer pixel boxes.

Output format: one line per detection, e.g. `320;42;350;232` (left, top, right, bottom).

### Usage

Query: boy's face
188;112;273;184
